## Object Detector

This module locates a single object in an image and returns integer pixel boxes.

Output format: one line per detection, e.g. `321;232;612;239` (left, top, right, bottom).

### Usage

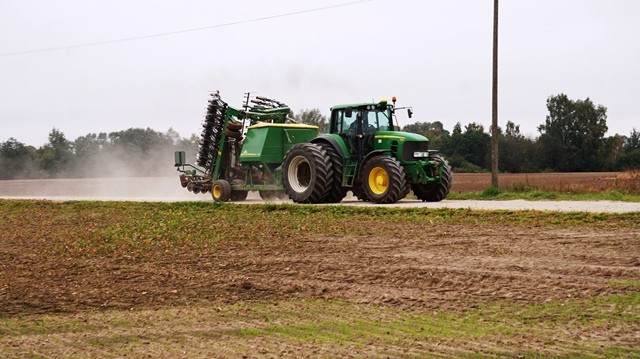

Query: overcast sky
1;0;639;147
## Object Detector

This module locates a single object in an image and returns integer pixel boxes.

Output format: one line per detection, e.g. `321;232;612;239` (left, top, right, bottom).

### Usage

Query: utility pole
491;0;499;188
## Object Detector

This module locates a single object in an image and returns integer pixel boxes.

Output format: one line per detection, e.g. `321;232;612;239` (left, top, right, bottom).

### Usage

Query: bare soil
2;222;639;317
453;171;639;192
1;191;639;356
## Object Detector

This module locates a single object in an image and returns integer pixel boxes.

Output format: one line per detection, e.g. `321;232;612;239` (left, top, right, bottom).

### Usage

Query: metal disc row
196;93;228;170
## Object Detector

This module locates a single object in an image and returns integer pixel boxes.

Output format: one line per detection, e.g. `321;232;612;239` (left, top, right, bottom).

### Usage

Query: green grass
448;188;640;202
231;292;640;344
2;293;638;357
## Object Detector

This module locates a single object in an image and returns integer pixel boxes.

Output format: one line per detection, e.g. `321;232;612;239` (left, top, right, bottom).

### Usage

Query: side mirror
407;109;413;119
345;108;353;118
174;151;186;167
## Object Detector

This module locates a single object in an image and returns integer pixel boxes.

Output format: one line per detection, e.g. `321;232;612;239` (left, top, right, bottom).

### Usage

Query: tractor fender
310;134;348;159
361;150;388;168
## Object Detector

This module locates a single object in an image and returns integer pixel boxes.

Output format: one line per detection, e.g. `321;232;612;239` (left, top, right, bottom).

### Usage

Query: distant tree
402;121;449;150
175;133;200;160
74;132;108;159
624;128;640;151
0;138;39;179
108;127;172;153
538;94;608;171
618;128;640;169
498;121;539;173
37;128;74;177
440;122;490;171
462;123;491;168
601;134;626;171
440;123;463;167
294;109;328;133
165;127;182;145
70;132;109;177
101;128;175;176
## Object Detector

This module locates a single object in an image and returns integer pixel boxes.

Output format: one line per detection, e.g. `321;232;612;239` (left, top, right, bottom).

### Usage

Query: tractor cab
329;100;395;157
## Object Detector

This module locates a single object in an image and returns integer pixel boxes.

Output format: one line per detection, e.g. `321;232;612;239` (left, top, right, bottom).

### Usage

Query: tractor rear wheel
412;155;452;202
211;179;232;202
361;156;408;204
282;143;333;204
318;142;347;203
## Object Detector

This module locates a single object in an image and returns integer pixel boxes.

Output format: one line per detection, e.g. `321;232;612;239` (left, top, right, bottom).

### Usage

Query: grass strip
1;293;638;357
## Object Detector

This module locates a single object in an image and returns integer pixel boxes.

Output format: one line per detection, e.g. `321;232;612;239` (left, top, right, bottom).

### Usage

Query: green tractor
175;92;452;204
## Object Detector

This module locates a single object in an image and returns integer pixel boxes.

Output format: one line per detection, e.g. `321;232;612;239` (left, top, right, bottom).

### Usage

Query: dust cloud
0;177;207;202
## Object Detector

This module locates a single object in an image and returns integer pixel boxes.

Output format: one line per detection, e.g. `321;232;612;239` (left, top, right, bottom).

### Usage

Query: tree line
0;128;198;180
1;93;638;180
400;94;639;173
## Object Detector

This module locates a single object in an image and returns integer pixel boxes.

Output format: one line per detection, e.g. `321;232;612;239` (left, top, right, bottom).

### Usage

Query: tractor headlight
413;151;430;158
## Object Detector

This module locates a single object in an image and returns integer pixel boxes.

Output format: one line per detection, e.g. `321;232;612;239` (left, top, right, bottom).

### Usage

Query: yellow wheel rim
368;166;388;195
212;184;221;199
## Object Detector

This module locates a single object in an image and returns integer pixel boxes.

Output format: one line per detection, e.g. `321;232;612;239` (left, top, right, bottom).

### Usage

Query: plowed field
1;201;639;357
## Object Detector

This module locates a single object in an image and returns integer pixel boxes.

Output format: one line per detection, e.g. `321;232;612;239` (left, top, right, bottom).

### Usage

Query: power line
0;0;371;57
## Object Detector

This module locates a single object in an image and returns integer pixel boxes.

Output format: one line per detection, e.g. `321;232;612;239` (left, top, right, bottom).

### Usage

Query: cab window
333;109;357;134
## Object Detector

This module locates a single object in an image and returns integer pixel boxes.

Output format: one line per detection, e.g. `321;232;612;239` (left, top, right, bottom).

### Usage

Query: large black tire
258;190;287;201
211;179;232;202
412;155;453;202
317;142;347;203
230;179;248;201
352;183;370;202
282;143;333;204
361;156;408;204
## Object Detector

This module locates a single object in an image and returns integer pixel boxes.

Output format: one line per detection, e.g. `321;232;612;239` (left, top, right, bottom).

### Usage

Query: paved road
1;177;639;213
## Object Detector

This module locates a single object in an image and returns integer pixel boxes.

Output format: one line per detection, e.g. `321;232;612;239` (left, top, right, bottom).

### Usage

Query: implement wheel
282;143;333;204
259;190;287;201
211;179;232;202
362;156;408;204
230;179;248;201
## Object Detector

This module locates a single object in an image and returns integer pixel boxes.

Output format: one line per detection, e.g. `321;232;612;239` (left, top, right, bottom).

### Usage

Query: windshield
364;109;392;132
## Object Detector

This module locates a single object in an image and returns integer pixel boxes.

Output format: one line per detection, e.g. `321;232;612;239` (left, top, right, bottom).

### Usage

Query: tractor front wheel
362;156;408;204
211;179;232;202
282;143;333;204
412;155;453;202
